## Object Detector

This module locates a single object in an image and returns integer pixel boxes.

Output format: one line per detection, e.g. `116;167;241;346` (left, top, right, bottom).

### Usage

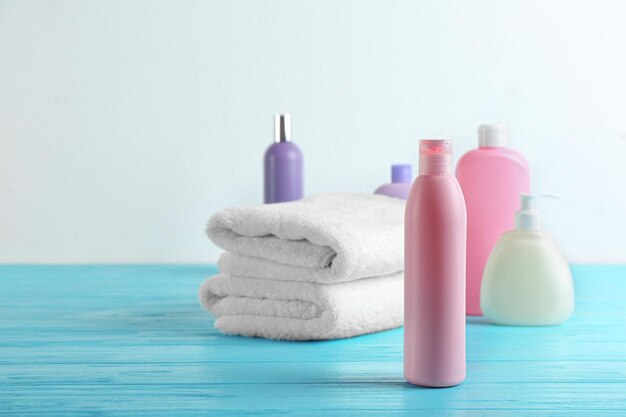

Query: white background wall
1;0;625;264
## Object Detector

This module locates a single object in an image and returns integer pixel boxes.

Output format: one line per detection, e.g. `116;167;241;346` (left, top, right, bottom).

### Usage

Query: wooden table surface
1;264;625;416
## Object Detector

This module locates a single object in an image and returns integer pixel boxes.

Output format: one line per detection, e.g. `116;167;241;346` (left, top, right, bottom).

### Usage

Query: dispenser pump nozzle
515;193;558;230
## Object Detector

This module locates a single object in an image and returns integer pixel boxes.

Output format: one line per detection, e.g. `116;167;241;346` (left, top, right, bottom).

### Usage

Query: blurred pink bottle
404;140;466;388
456;124;530;316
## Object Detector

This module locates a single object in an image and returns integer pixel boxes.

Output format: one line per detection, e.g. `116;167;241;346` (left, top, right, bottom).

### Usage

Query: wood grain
1;264;625;416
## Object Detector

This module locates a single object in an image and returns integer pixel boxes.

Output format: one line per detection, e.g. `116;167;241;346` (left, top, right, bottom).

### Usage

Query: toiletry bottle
481;193;574;326
374;164;413;200
264;114;303;204
456;124;529;315
404;140;466;387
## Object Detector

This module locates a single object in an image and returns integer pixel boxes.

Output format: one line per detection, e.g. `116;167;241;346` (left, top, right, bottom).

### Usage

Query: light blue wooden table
1;265;625;416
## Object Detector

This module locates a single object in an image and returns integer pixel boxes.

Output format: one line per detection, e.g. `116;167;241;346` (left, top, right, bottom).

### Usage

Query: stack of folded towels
199;193;405;340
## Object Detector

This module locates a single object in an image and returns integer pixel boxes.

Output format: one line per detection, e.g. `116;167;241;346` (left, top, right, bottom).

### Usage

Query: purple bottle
374;164;413;200
264;114;303;204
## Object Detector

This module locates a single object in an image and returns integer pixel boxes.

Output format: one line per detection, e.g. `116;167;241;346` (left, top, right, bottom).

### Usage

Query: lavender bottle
374;164;413;200
264;114;303;204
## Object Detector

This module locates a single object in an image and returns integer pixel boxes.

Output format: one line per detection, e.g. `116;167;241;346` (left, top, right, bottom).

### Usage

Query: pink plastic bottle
456;124;530;316
404;140;466;387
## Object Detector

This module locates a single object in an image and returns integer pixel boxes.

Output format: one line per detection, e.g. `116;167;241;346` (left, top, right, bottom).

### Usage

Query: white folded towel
202;192;406;340
199;272;403;340
206;193;405;283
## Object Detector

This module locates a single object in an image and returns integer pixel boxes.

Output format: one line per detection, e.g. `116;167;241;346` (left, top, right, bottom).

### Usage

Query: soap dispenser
264;114;303;204
480;193;574;326
374;164;412;200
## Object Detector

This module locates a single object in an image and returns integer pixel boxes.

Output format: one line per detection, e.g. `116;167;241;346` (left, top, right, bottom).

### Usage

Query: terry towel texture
199;272;403;340
200;193;405;340
206;193;405;283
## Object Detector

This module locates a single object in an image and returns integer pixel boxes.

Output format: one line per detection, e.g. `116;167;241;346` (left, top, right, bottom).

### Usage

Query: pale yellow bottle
480;194;574;326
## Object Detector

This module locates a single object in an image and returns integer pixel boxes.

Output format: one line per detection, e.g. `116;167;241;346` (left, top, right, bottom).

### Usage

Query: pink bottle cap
419;140;452;175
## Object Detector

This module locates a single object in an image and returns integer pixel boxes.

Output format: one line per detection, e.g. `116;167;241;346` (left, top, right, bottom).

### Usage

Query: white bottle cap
478;123;508;148
515;193;558;230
